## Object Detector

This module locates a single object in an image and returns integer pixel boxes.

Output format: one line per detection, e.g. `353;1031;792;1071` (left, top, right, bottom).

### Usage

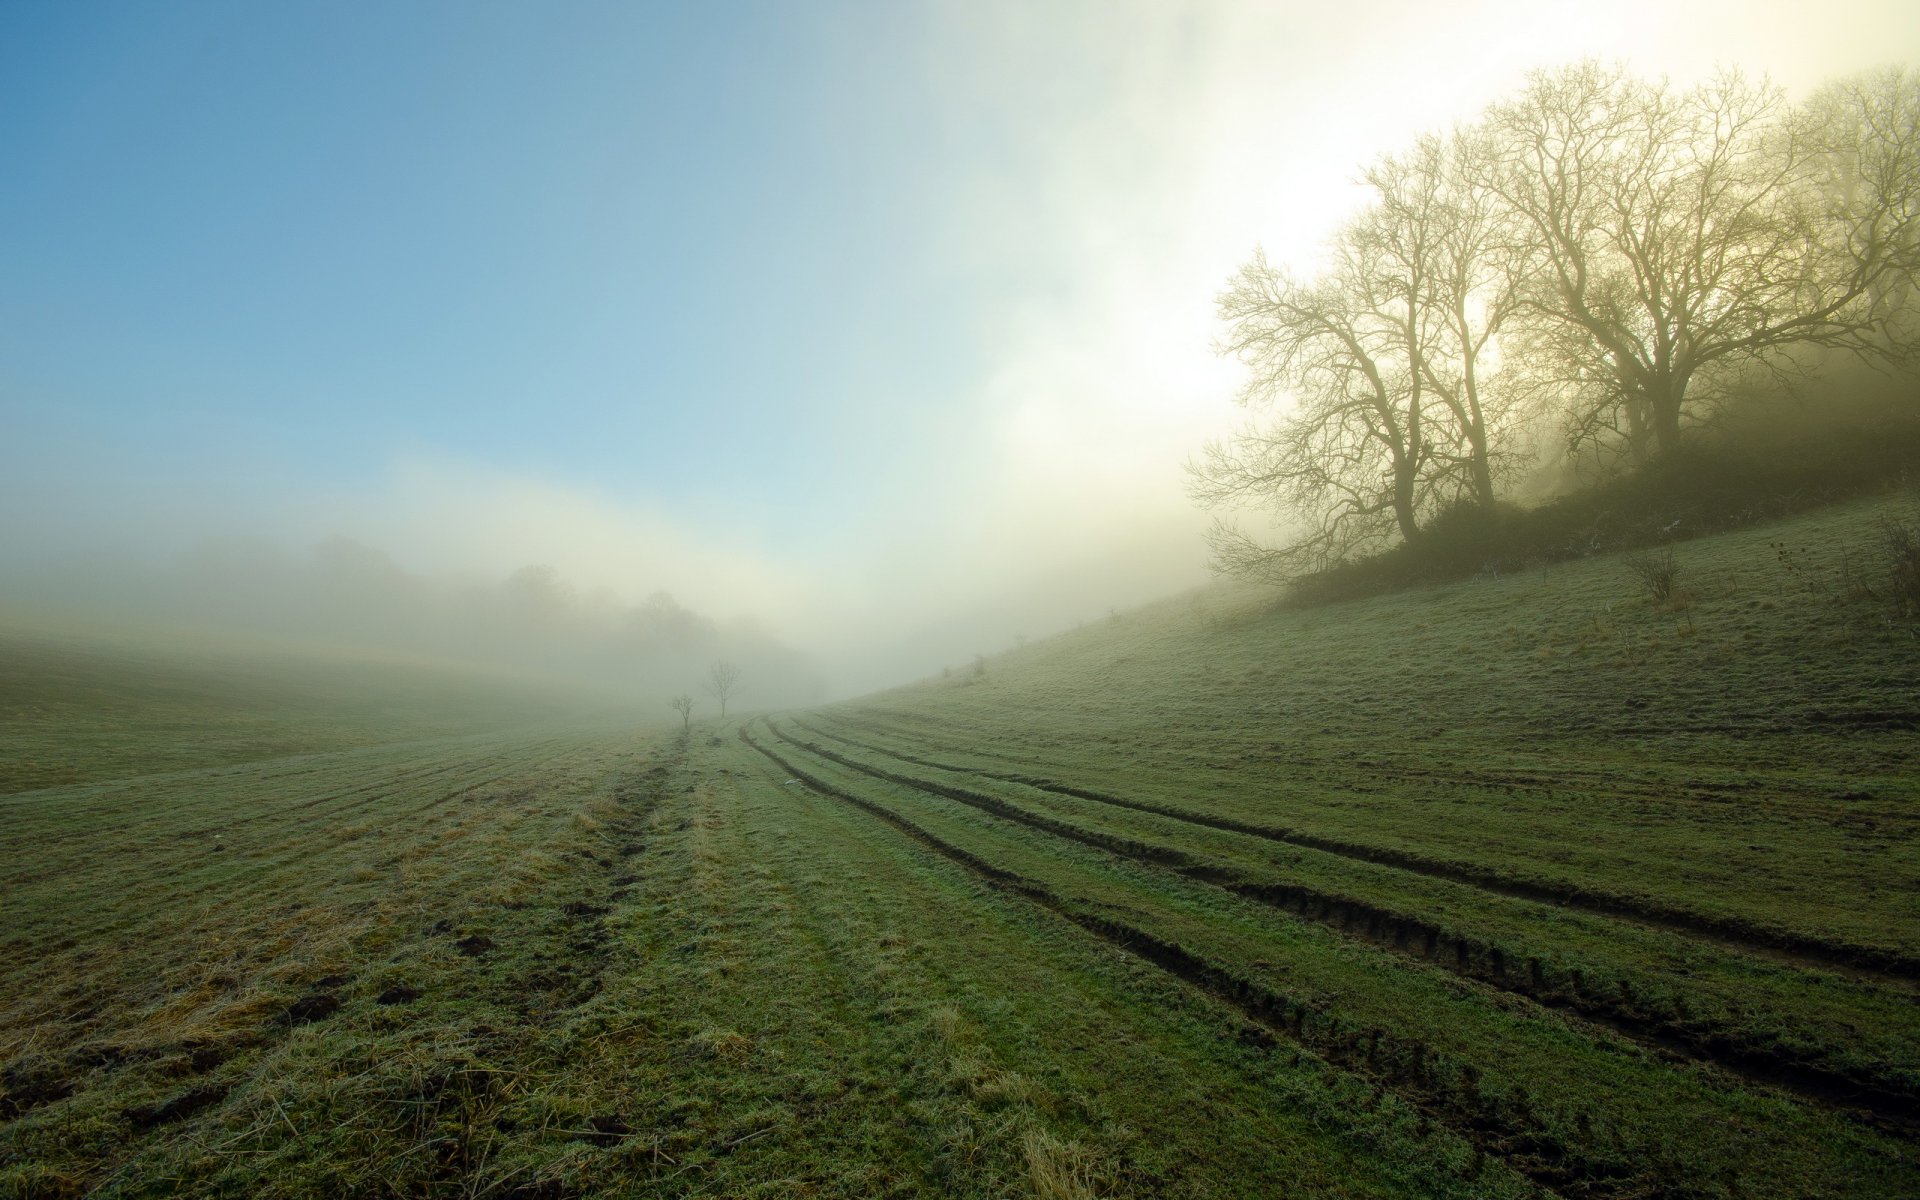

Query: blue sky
5;0;1917;687
1;2;1007;528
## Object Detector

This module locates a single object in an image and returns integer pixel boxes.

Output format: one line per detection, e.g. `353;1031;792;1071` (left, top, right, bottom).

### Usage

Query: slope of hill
837;492;1920;967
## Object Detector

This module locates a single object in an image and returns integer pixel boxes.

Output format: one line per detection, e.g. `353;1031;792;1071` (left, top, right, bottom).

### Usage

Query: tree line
17;534;825;704
1192;62;1920;577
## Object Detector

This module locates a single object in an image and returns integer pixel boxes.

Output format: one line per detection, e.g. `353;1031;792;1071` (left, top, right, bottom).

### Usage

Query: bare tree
1192;130;1521;576
1797;67;1920;353
1193;247;1432;576
1482;63;1920;464
705;660;740;719
668;693;694;731
1362;129;1526;509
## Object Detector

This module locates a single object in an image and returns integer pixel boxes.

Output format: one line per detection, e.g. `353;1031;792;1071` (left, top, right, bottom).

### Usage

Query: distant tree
632;591;714;651
669;693;694;731
705;660;740;718
501;564;574;627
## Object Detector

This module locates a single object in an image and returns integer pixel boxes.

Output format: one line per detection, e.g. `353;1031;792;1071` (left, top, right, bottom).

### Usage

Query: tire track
771;720;1919;1133
800;715;1920;984
744;723;1637;1198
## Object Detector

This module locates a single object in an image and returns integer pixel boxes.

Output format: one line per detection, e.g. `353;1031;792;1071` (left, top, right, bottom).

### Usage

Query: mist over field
0;454;1211;702
7;0;1914;700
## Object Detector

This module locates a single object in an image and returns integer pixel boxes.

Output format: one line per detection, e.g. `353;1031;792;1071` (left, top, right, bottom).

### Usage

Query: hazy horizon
7;0;1917;698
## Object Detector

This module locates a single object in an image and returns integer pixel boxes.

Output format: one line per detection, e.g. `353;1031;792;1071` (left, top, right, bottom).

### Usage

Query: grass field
2;495;1917;1197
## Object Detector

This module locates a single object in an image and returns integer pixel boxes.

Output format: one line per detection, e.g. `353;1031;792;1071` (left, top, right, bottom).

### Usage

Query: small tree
706;660;740;718
1881;516;1920;619
1624;548;1680;603
669;693;694;731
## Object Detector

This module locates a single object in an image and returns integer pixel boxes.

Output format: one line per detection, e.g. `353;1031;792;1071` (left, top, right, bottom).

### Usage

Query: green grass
3;494;1918;1197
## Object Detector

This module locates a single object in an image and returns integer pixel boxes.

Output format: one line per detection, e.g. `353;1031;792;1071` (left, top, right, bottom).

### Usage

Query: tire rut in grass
122;1083;230;1129
773;721;1920;1134
318;742;682;1196
507;742;682;1022
742;724;1635;1199
799;715;1920;985
0;961;358;1131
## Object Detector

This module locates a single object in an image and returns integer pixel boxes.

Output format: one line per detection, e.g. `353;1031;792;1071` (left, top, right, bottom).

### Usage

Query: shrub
1624;548;1680;604
1272;377;1920;611
1881;516;1920;620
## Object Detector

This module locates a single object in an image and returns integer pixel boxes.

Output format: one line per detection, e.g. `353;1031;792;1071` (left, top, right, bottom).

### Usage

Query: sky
4;0;1917;693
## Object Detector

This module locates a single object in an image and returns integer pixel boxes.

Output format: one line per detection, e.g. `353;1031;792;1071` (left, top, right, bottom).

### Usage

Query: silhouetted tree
1194;249;1430;576
669;693;694;731
706;660;740;718
1194;130;1520;576
1361;130;1524;508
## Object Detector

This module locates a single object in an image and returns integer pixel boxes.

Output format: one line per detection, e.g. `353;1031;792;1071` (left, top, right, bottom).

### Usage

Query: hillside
2;495;1917;1198
840;492;1920;967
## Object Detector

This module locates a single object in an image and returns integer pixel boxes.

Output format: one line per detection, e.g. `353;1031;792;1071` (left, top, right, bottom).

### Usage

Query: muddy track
798;716;1920;985
743;724;1677;1198
768;720;1919;1132
508;741;682;1023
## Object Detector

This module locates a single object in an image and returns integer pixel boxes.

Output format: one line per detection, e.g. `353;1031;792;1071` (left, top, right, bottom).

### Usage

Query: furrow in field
1;736;604;1014
2;757;501;901
201;734;587;834
744;723;1918;1200
769;718;1920;1132
804;713;1920;984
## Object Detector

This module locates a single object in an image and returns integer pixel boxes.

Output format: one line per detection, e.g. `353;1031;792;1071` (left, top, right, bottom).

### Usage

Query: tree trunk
1623;392;1654;464
1465;423;1494;508
1650;382;1685;457
1392;456;1421;544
